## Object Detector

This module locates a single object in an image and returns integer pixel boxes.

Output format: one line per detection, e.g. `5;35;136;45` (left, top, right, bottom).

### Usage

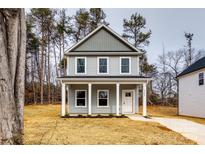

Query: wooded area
25;8;109;104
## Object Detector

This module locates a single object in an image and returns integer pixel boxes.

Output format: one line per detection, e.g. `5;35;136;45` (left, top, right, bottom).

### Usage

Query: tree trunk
53;43;59;78
40;21;45;104
31;55;36;104
47;36;51;104
0;9;26;145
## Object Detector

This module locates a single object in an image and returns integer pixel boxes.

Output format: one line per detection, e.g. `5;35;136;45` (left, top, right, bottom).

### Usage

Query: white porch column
116;83;120;116
88;83;92;115
142;82;147;116
66;85;70;114
61;83;66;116
135;85;139;113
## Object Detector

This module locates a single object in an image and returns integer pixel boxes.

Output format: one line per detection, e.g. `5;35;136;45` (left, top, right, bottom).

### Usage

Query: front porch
61;81;148;117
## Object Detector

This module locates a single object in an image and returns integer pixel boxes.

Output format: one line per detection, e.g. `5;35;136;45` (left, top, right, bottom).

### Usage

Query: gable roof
65;24;143;54
177;56;205;78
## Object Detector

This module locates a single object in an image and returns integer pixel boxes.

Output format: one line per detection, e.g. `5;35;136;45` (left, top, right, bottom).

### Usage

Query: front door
122;90;134;114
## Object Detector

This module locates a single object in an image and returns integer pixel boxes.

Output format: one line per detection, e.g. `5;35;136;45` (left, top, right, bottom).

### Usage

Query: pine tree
89;8;109;31
122;12;152;76
31;8;53;104
72;8;90;42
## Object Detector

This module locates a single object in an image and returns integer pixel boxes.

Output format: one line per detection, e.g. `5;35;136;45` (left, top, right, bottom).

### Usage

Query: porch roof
57;75;152;83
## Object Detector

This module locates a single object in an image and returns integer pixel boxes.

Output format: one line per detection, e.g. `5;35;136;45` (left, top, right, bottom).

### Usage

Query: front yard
24;104;196;144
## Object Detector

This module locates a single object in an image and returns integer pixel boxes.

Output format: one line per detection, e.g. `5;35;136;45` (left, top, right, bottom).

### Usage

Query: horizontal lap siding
68;56;139;76
68;84;139;114
69;84;88;114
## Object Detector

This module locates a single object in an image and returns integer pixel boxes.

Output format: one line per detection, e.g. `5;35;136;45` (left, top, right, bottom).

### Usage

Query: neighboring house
177;56;205;118
58;24;151;116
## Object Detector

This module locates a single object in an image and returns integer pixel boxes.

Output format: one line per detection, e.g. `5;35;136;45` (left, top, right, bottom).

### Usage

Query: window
125;92;131;97
97;90;109;107
120;57;131;74
75;90;87;107
75;57;86;74
98;57;109;74
199;73;204;86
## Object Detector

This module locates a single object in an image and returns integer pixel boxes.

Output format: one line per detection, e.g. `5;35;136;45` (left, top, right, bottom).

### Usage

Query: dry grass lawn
139;105;205;125
24;104;196;145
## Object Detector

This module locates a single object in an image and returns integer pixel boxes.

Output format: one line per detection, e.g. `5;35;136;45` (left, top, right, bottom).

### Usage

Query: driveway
128;115;205;145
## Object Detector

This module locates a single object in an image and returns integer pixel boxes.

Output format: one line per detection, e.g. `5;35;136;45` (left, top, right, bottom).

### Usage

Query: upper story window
75;57;86;74
199;73;204;86
120;57;131;74
97;57;109;74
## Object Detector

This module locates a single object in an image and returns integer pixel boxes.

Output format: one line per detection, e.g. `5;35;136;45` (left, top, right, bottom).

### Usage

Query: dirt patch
157;125;171;131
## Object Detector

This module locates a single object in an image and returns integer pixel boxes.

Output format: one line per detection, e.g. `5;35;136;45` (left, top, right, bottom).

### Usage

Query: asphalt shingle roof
177;56;205;77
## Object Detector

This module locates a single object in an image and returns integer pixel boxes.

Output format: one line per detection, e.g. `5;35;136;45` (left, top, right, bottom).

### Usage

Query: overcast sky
68;8;205;64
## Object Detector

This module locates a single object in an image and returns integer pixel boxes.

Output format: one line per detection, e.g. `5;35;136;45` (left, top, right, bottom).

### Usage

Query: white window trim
97;57;109;75
75;90;87;108
120;57;131;74
97;90;109;108
75;57;87;75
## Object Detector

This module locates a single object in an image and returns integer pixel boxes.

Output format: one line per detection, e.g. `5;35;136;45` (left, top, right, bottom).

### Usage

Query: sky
68;9;205;64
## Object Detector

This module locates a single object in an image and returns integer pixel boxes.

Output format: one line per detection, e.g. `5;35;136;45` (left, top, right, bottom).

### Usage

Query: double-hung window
98;57;109;74
97;90;109;107
199;73;204;86
75;90;87;107
75;57;86;74
120;57;131;74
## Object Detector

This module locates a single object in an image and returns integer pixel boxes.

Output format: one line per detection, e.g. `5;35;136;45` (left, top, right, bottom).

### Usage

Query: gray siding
73;29;132;52
68;56;140;76
68;84;139;114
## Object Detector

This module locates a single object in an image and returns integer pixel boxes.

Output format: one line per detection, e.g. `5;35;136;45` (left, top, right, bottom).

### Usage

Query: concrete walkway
127;115;205;145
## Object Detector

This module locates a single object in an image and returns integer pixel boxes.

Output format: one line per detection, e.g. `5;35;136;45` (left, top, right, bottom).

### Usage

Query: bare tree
165;50;184;81
0;9;26;144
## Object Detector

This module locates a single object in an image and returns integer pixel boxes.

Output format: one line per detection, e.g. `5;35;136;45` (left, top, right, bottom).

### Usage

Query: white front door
122;90;134;114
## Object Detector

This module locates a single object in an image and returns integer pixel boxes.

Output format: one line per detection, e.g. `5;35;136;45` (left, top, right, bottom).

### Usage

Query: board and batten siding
68;84;139;114
67;56;140;76
178;68;205;118
73;29;132;52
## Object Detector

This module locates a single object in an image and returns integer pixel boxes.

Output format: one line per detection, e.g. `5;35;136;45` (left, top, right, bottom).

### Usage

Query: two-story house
58;24;151;117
